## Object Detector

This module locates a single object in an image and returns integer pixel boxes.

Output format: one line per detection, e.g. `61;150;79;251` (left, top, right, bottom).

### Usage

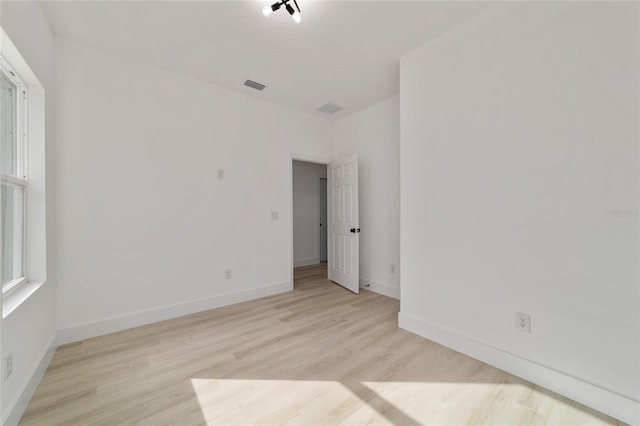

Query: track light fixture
263;0;301;23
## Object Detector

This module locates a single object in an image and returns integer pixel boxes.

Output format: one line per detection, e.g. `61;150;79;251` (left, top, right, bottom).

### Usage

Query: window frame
1;56;29;296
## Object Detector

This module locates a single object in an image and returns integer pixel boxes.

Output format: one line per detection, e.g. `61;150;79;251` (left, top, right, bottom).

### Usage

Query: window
1;58;27;294
0;29;46;314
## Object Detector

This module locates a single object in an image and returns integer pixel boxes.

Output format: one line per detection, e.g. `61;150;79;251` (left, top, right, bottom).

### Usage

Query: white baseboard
293;257;320;268
58;281;291;345
4;333;58;426
398;312;639;426
360;278;400;299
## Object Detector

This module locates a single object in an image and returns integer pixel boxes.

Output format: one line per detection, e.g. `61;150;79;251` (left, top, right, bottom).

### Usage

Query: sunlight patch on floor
358;381;616;425
190;378;619;425
188;379;512;425
190;378;381;425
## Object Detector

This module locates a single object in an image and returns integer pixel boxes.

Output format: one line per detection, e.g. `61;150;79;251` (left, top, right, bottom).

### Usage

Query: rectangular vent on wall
244;80;266;91
318;102;344;114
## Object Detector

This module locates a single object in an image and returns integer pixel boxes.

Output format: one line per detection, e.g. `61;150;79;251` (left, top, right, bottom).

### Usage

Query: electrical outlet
5;354;13;380
516;312;531;333
225;269;232;279
271;211;279;220
390;264;396;274
217;169;225;180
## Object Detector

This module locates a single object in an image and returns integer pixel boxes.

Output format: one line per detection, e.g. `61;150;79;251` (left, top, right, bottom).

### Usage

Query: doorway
292;159;328;288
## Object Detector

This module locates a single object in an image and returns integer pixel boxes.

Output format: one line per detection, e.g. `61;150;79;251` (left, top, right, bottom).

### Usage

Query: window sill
2;280;45;319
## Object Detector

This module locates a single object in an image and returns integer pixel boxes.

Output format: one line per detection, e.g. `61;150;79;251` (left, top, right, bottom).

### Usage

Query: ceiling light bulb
292;12;301;23
262;5;273;16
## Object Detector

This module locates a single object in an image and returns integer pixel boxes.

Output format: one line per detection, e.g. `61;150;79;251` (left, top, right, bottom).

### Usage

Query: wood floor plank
19;263;623;425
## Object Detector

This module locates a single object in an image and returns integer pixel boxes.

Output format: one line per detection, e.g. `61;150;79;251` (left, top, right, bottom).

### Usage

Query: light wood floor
20;263;622;425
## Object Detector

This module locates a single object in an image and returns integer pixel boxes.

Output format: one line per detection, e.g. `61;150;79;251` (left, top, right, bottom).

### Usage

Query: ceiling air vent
318;102;343;115
244;79;266;91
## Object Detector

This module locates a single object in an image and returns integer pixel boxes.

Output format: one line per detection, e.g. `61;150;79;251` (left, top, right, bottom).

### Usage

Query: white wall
292;160;327;268
334;97;400;299
399;2;638;423
55;38;333;342
0;1;57;423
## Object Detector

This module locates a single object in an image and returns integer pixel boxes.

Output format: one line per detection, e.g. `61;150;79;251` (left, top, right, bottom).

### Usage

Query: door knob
350;228;361;233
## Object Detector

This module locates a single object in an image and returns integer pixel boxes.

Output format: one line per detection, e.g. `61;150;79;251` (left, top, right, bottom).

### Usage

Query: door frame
288;155;330;290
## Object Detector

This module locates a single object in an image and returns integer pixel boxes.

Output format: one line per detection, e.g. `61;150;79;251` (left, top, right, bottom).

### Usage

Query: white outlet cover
271;211;279;220
217;169;225;180
516;312;531;333
5;355;12;380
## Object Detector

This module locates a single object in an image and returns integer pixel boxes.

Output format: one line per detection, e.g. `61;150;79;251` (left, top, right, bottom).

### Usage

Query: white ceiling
41;1;494;119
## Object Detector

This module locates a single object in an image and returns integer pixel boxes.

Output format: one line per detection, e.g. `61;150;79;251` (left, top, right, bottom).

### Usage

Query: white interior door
319;178;328;262
327;155;359;293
